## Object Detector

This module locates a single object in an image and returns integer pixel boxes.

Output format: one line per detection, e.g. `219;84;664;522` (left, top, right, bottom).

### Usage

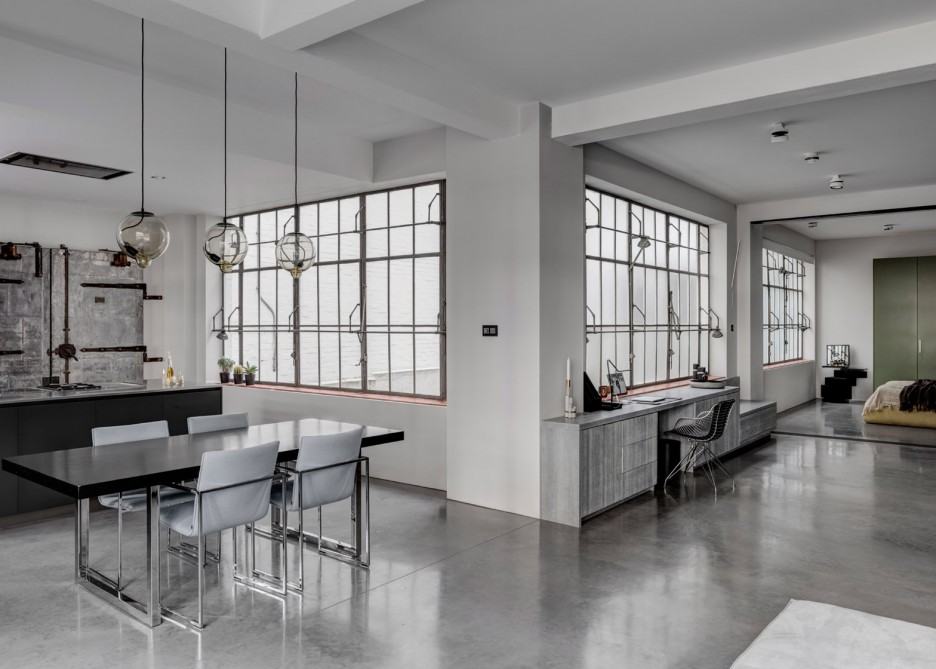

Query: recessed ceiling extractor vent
0;152;131;180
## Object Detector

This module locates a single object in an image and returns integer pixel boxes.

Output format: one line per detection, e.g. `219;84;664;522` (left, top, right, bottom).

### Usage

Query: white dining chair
172;412;250;564
265;427;367;593
187;412;249;434
158;440;280;629
91;420;191;591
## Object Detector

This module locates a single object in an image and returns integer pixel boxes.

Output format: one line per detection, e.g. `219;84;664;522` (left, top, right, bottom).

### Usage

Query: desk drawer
623;436;656;472
622;461;656;501
622;414;656;445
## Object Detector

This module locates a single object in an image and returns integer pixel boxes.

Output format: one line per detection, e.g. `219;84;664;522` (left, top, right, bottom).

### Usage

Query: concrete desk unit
541;385;740;527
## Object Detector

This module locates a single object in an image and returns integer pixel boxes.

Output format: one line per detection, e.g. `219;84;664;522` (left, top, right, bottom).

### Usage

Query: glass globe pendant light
275;72;315;279
203;48;248;273
117;19;169;269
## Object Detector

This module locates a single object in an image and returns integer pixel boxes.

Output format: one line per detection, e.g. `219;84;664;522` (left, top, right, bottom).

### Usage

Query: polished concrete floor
2;435;936;669
777;399;936;446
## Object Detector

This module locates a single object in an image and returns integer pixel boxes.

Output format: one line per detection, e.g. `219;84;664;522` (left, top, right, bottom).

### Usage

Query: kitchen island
0;382;221;516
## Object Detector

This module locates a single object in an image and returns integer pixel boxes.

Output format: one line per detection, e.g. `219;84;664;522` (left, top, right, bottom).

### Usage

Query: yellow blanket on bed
863;406;936;428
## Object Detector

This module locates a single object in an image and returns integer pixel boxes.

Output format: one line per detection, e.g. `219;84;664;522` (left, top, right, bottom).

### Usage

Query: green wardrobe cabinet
874;256;936;386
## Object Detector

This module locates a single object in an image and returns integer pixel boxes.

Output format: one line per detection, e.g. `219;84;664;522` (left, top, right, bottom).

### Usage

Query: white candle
566;357;571;382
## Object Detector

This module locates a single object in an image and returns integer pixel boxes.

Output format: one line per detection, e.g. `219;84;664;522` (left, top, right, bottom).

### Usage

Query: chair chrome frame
253;456;370;594
159;473;283;630
91;420;173;592
663;402;736;494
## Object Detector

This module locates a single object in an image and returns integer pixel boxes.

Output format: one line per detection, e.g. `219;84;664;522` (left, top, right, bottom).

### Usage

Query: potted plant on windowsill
232;363;245;385
244;362;258;386
217;357;235;383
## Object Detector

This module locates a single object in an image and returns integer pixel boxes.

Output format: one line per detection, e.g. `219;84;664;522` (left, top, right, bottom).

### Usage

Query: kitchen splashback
0;244;146;390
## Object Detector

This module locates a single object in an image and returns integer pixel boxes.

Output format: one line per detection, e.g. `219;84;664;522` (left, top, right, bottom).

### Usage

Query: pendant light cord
224;47;228;222
140;17;145;213
294;71;298;232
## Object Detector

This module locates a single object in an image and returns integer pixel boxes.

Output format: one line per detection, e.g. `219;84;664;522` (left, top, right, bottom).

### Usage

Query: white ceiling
0;0;437;216
344;0;936;105
0;0;935;216
603;81;936;204
0;0;437;143
776;209;936;241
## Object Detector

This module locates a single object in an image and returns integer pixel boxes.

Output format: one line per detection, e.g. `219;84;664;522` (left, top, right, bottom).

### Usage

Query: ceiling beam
261;0;427;50
89;0;519;140
552;21;936;146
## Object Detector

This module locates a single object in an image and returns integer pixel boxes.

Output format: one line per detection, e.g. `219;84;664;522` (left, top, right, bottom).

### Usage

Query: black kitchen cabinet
17;401;95;512
2;386;221;516
0;408;18;517
162;389;222;436
95;395;164;428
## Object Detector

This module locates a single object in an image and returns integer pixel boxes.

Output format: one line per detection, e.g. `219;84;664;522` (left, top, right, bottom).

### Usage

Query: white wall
817;231;936;400
143;215;200;382
373;127;446;183
539;106;586;421
222;385;446;489
764;361;816;411
0;194;124;249
445;104;543;518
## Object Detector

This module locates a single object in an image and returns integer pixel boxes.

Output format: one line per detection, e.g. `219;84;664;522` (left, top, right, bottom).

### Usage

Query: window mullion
359;195;368;393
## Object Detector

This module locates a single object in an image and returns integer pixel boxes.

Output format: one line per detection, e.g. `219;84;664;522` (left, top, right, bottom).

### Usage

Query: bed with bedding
862;380;936;428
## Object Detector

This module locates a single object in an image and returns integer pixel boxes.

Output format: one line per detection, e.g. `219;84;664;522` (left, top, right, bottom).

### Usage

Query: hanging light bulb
204;221;248;272
117;19;169;269
204;49;248;273
275;225;316;278
275;72;315;279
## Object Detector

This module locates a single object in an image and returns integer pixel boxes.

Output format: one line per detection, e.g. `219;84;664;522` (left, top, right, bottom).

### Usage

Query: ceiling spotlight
884;224;895;232
829;175;844;190
808;221;818;229
150;175;166;180
804;153;819;164
770;122;789;143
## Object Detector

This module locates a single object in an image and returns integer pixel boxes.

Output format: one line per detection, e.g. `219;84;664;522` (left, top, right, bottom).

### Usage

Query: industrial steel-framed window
585;187;710;389
221;180;446;400
763;248;807;365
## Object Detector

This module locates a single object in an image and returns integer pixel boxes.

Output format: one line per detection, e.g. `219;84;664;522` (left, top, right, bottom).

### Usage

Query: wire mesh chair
663;399;736;492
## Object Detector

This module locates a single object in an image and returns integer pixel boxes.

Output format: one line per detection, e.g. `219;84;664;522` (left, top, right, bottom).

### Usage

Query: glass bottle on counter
165;351;175;386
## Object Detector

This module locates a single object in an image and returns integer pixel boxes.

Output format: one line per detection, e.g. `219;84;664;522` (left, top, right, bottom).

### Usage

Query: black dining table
1;418;404;627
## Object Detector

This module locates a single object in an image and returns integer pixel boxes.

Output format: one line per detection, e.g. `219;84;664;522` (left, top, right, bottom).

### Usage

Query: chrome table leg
146;485;161;627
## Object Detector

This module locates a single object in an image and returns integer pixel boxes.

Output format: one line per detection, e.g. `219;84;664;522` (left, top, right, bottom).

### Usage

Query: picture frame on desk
607;372;627;397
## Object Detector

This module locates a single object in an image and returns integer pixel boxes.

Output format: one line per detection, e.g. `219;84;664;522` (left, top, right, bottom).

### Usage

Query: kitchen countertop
544;385;740;431
0;380;218;407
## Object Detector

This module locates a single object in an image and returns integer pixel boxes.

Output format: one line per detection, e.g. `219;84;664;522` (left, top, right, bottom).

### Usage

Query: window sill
216;382;446;407
624;377;725;396
763;359;813;370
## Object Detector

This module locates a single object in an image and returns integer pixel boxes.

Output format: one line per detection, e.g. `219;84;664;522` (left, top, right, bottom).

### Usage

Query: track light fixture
770;122;789;143
804;152;819;164
830;175;844;190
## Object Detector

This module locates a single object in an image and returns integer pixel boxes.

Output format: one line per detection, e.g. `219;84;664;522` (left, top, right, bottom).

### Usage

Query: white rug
732;600;936;669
